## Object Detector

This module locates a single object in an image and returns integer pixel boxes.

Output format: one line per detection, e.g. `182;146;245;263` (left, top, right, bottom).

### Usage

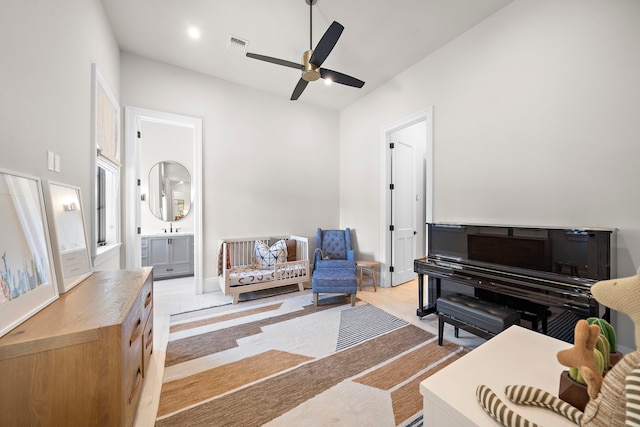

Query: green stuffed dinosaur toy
476;274;640;427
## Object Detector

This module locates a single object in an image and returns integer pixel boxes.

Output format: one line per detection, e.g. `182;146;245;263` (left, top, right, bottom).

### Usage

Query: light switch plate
54;154;60;172
47;151;55;171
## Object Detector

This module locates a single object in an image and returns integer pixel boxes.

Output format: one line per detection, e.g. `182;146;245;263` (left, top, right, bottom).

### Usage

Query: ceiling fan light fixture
244;0;364;100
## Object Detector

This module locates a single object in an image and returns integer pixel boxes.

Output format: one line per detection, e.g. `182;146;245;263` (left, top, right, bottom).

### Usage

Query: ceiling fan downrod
306;0;318;50
303;0;320;82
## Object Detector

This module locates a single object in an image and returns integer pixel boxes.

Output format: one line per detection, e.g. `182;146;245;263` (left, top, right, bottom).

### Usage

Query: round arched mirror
148;161;191;221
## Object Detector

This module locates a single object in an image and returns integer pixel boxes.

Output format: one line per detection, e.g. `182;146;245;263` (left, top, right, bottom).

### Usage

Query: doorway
381;108;433;286
124;107;204;293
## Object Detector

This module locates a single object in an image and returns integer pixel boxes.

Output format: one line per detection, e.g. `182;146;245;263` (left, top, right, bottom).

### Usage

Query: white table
420;325;576;426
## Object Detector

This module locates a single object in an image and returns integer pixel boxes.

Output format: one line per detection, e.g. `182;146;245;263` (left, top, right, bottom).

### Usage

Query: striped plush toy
476;274;640;427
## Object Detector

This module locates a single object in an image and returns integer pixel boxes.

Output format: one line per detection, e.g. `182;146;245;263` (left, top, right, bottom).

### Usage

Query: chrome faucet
170;223;173;233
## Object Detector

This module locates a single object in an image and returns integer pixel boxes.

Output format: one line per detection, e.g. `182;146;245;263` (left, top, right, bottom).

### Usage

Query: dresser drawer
140;274;153;325
142;310;153;376
122;301;144;423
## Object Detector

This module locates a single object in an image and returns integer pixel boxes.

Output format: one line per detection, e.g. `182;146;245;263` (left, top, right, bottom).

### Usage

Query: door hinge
137;131;141;138
137;227;141;235
389;225;394;231
389;142;395;149
137;179;141;186
389;184;394;190
389;266;394;273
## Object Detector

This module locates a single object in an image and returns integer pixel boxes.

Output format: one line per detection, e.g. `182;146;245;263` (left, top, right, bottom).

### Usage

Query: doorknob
414;231;418;235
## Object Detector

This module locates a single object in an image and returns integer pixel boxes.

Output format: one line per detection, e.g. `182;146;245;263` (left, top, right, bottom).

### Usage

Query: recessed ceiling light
188;27;201;39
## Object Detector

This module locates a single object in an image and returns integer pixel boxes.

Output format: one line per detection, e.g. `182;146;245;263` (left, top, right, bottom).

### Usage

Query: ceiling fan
246;0;365;101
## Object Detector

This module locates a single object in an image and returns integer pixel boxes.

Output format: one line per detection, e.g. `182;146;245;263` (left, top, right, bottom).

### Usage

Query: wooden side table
356;260;379;291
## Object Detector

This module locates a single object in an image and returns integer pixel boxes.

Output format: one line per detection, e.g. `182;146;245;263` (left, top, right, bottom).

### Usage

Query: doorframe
123;107;204;293
380;107;433;287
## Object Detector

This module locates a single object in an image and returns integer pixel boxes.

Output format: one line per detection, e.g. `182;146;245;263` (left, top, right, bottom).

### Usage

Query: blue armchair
313;228;356;271
312;228;358;306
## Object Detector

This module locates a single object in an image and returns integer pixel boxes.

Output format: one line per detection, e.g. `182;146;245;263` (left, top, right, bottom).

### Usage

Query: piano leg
417;273;426;317
417;274;439;318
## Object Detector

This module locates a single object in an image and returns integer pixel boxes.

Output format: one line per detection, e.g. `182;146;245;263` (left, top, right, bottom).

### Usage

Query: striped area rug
156;293;466;426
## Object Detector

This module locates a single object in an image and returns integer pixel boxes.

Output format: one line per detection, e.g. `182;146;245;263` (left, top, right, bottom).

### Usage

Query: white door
389;121;427;285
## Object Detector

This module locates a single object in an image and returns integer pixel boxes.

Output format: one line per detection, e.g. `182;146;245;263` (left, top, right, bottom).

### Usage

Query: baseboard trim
203;276;222;293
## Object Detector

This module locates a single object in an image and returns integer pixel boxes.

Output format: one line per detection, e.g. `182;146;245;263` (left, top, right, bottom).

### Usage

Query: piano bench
436;294;521;346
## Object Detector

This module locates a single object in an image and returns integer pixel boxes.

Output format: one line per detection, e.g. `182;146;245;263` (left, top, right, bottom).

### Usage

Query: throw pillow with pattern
254;239;287;269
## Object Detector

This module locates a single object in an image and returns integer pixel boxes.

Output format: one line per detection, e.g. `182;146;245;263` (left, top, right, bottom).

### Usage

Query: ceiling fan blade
309;21;344;67
291;78;309;100
246;52;303;70
320;68;365;88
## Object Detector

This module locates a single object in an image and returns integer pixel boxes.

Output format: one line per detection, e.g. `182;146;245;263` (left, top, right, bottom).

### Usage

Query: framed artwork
44;181;92;293
0;169;59;338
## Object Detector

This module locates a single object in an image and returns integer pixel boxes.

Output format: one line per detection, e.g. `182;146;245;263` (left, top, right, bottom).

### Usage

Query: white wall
0;0;121;270
340;0;640;350
120;53;340;281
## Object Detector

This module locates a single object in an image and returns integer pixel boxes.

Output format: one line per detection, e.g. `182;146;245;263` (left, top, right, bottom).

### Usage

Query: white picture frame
44;181;92;293
0;169;59;338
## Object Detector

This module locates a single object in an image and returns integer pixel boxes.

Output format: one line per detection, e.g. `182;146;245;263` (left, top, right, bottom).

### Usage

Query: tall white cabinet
141;234;194;279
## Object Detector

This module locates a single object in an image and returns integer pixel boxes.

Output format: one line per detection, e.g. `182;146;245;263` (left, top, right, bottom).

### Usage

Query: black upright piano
415;223;614;338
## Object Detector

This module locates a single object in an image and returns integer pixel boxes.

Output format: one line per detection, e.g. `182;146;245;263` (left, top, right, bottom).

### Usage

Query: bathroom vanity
141;233;194;279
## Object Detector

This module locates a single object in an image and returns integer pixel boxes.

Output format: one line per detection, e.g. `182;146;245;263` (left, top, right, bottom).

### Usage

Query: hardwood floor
133;276;486;426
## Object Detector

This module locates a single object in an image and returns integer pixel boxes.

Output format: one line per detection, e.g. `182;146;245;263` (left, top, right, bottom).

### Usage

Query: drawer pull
129;318;143;346
128;367;143;404
144;291;152;308
146;328;153;349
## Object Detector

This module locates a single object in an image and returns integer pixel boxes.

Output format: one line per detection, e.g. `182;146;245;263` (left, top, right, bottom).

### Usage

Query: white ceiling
100;0;513;111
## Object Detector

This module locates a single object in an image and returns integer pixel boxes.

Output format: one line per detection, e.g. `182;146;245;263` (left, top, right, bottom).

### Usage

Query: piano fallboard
415;256;601;319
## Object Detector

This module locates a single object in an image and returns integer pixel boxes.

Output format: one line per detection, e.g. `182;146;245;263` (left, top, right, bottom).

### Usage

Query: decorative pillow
254;240;287;269
286;239;296;262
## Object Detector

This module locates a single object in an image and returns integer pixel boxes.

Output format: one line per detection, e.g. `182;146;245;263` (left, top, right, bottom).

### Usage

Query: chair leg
454;326;459;338
314;293;318;306
350;293;356;306
438;314;445;346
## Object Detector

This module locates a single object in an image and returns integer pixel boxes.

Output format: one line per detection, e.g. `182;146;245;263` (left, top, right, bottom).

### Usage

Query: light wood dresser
0;268;154;427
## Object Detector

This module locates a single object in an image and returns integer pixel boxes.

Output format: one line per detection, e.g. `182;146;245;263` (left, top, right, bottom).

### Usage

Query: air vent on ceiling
227;35;248;53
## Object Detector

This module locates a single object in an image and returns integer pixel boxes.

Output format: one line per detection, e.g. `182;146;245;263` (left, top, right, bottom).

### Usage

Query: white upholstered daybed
220;235;309;304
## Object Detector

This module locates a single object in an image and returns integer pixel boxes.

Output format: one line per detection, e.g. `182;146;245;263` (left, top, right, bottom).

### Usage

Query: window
91;64;121;265
96;158;119;249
